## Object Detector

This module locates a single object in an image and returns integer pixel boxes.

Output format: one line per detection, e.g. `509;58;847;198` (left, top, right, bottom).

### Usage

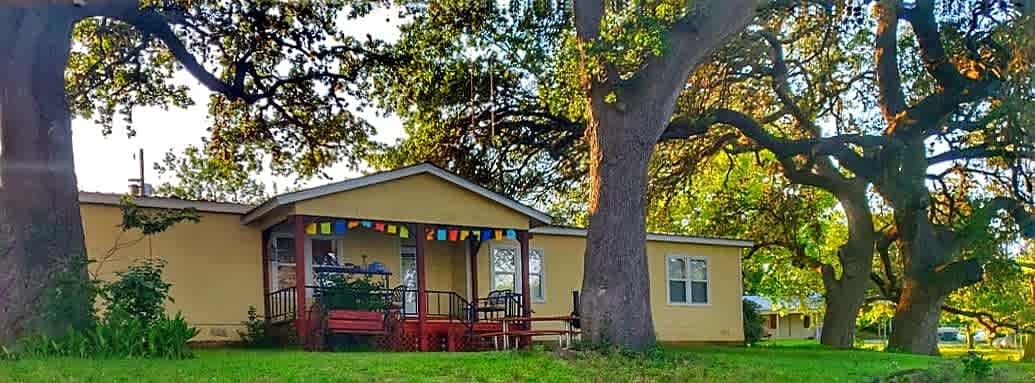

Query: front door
400;245;418;314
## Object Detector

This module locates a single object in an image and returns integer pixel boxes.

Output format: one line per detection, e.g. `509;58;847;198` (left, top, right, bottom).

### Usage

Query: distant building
744;295;823;340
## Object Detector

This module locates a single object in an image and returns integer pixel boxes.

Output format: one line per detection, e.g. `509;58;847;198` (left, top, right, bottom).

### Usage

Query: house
744;295;822;340
79;163;752;350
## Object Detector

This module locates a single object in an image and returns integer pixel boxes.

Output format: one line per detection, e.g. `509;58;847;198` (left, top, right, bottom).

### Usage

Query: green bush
16;257;197;359
104;258;172;323
19;312;197;359
318;275;386;311
238;306;277;348
742;299;765;346
960;351;992;379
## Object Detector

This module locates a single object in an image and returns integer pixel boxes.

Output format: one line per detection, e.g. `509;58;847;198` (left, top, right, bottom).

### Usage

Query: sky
72;9;406;195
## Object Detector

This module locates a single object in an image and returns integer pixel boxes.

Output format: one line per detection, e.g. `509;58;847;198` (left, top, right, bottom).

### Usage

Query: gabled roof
530;226;754;247
241;163;554;225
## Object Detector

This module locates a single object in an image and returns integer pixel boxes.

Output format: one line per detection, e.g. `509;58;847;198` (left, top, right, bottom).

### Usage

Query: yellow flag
320;222;331;234
399;226;409;238
305;223;317;235
459;230;469;240
387;224;398;234
347;220;360;228
494;230;503;240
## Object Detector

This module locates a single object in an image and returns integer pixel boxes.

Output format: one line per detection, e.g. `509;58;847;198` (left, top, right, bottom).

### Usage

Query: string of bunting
306;219;410;238
304;219;517;242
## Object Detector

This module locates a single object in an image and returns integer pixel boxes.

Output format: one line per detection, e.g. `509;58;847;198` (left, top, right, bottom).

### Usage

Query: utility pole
128;148;146;196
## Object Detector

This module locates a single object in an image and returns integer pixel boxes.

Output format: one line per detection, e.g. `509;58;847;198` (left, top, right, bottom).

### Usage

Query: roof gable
242;163;553;226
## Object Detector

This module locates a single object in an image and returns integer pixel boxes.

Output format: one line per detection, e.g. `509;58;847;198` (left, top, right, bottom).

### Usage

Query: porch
260;214;566;351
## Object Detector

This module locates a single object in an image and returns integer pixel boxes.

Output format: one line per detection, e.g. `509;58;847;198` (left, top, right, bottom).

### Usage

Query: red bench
325;310;386;335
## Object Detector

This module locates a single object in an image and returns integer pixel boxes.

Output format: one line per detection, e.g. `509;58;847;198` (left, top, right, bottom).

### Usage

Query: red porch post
468;240;479;310
415;223;429;351
261;228;271;320
518;230;532;348
293;215;308;344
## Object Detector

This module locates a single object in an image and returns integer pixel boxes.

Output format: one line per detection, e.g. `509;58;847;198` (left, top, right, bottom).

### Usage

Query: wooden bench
325;310;386;335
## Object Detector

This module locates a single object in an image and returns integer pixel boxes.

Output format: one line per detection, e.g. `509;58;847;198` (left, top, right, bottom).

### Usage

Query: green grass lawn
1;343;1033;383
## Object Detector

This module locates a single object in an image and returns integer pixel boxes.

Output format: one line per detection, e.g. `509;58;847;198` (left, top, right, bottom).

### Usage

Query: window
767;314;778;329
490;246;545;302
271;236;296;289
803;315;811;329
529;248;545;302
490;246;517;291
666;255;708;305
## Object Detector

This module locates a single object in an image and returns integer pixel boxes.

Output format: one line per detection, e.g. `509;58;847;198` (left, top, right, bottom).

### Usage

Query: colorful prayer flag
387;224;398;234
448;229;458;241
347;220;360;229
361;220;373;228
494;230;503;240
426;229;434;240
459;230;469;240
505;229;517;240
481;229;492;240
436;229;448;241
320;222;331;234
374;222;386;232
305;223;317;235
399;226;409;238
334;221;347;234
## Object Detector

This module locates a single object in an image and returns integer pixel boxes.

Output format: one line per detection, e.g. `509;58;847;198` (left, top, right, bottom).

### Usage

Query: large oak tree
0;0;392;344
664;0;1035;354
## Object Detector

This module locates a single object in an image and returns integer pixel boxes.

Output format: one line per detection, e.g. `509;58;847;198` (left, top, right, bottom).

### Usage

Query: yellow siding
80;204;261;342
326;228;464;292
293;173;531;229
474;234;745;343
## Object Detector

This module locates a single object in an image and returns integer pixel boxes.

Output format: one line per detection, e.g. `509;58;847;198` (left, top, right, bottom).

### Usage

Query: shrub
960;351;992;379
318;275;386;311
18;312;197;359
104;258;172;323
238;306;277;348
742;299;765;346
39;255;101;333
16;257;196;359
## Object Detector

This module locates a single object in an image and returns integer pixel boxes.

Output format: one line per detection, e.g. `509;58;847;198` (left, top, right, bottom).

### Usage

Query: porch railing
267;286;297;323
473;291;525;322
263;286;526;327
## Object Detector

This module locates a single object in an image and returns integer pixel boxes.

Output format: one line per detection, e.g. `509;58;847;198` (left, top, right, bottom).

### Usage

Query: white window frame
269;233;296;291
665;255;711;306
489;244;519;293
529;247;546;303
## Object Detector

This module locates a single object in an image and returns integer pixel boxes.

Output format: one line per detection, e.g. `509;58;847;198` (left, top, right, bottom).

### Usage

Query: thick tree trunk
579;102;659;351
887;280;944;355
885;210;981;355
819;192;875;349
0;7;88;345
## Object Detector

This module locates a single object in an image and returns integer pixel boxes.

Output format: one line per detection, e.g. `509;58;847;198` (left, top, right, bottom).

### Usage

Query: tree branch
662;109;887;181
942;305;1033;335
933;258;984;294
905;0;966;90
628;0;760;106
121;10;246;100
874;1;907;125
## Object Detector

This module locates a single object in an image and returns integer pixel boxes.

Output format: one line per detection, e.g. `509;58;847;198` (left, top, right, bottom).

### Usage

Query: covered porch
242;164;569;351
261;214;538;351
